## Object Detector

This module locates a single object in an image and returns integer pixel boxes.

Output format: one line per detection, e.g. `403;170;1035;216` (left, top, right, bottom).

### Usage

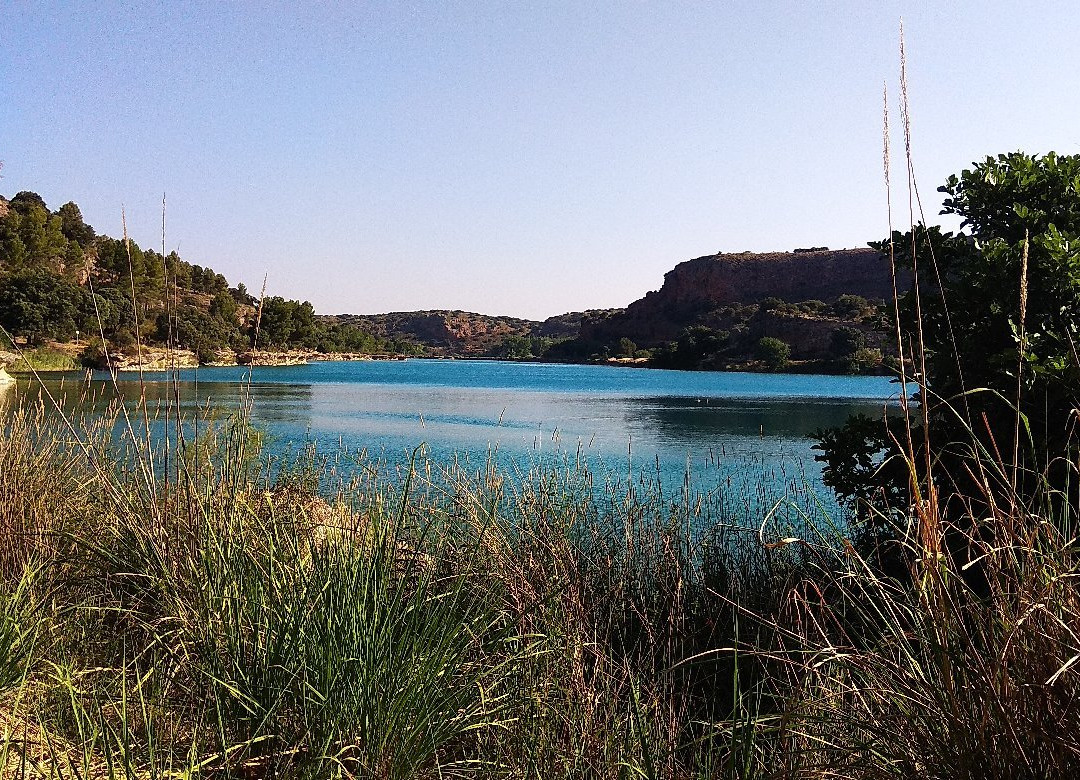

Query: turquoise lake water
8;359;903;522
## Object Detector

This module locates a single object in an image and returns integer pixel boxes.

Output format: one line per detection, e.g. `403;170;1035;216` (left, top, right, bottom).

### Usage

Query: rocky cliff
582;247;906;346
324;310;536;355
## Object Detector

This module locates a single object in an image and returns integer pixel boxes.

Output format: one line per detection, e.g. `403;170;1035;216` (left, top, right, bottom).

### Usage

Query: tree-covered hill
0;191;399;364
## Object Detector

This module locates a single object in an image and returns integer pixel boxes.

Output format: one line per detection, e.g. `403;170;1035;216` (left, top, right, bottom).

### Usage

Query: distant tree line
490;334;560;360
0;191;390;362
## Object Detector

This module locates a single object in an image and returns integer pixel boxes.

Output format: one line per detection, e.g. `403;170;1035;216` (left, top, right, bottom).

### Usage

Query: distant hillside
0;187;907;374
321;311;533;356
322;309;631;358
550;248;909;373
308;249;908;372
536;309;623;340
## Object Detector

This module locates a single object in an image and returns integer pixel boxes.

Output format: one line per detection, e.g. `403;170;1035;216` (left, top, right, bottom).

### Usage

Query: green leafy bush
756;336;791;370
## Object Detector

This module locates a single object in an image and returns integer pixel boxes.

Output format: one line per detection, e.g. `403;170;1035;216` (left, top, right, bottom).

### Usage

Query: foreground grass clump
0;397;1078;778
776;506;1080;778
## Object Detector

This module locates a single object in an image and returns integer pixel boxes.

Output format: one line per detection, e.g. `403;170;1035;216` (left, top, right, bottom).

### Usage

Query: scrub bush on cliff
652;326;730;369
756;336;790;370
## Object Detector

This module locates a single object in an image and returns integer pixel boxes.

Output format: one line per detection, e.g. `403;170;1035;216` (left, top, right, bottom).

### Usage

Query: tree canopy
817;151;1080;530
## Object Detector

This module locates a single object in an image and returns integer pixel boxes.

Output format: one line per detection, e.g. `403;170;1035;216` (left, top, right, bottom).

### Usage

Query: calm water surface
7;359;902;520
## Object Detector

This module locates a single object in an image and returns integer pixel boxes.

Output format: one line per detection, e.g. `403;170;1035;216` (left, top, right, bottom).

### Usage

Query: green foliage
56;201;95;246
850;346;884;374
0;194;70;272
831;293;876;321
253;296;385;353
0;268;90;344
756;336;790;370
903;153;1080;477
496;333;557;359
13;345;79;372
830;326;866;356
195;506;515;777
541;335;606;362
89;286;136;341
813;413;907;523
208;290;238;322
314;322;380;353
829;326;880;374
159;304;240;362
820;150;1080;534
933;153;1080;406
636;296;888;373
232;281;255;305
0;571;37;695
652;326;730;369
257;296;316;348
772;299;830;317
186;263;229;295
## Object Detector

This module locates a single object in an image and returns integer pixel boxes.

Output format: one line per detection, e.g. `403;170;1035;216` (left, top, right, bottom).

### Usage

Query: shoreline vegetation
3;343;894;376
1;344;411;374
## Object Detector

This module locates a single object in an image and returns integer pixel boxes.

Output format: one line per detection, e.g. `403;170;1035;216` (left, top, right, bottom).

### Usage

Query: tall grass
7;347;79;374
2;358;1078;779
0;391;823;778
760;455;1080;778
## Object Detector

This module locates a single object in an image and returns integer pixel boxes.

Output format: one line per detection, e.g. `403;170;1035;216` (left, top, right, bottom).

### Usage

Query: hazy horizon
4;2;1079;320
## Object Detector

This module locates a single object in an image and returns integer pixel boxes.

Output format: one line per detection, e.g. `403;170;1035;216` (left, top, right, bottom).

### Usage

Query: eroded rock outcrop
326;310;535;355
582;248;907;346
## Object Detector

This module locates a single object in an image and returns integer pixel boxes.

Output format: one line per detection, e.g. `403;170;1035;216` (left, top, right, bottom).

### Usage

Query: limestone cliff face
583;248;906;345
653;248;898;307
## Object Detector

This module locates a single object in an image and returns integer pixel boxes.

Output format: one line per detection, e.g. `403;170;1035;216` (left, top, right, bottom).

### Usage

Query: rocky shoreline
0;345;405;374
110;349;399;371
2;342;891;378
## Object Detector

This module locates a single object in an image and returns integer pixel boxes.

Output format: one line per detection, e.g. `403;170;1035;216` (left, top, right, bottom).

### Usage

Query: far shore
3;341;895;378
2;344;415;375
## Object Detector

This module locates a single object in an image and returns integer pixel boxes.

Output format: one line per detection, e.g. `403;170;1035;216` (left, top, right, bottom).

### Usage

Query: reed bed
0;382;1075;779
0;390;803;779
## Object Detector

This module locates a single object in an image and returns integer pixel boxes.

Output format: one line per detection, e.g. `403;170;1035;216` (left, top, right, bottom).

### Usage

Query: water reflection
622;396;889;441
5;363;899;524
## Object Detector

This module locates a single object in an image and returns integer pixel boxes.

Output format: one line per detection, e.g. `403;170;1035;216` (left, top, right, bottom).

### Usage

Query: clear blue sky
3;2;1079;320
